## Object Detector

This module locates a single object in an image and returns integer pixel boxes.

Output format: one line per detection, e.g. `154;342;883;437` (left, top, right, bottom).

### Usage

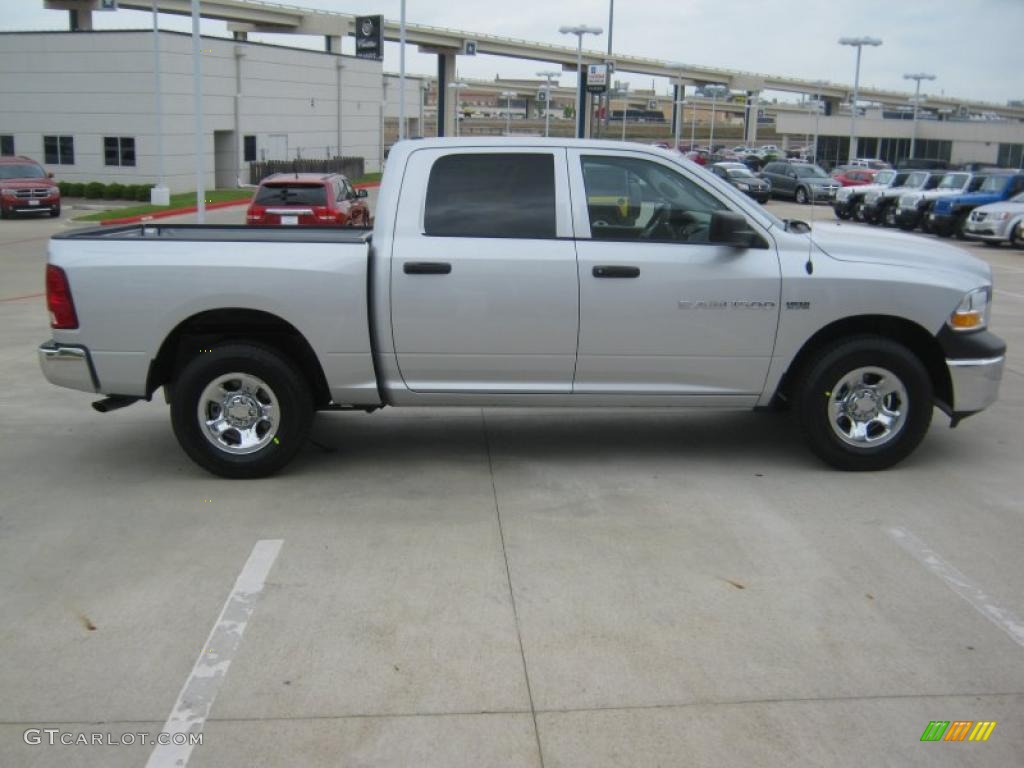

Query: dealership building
0;30;424;191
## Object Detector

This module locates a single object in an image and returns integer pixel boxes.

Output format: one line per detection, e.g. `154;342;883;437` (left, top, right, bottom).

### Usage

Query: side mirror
709;211;762;248
356;188;369;198
47;172;54;178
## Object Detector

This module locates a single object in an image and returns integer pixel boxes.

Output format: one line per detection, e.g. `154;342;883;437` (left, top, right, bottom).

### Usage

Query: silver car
963;192;1024;247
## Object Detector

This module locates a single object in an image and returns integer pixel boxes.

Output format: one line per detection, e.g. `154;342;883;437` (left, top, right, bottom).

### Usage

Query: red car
0;155;61;218
830;167;879;187
246;173;370;227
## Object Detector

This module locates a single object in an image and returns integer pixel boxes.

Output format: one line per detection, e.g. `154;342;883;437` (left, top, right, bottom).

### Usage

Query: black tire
1011;222;1024;249
170;343;313;478
795;186;809;205
0;207;8;219
50;205;61;218
835;207;851;221
852;200;867;222
953;214;970;240
795;337;933;471
882;204;897;227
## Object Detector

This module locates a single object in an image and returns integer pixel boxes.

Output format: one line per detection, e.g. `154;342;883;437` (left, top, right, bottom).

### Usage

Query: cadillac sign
355;15;383;60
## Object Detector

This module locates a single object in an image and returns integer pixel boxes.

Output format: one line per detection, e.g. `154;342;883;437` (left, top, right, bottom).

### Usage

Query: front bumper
38;341;98;393
947;356;1004;415
895;207;922;228
927;211;955;234
3;198;59;213
964;218;1012;242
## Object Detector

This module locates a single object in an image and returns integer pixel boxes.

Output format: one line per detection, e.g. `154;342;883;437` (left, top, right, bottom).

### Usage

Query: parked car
38;138;1005;477
894;172;981;232
962;192;1024;247
833;169;911;221
862;170;943;226
245;173;369;227
709;162;771;202
929;171;1024;238
683;150;710;166
760;161;840;204
0;156;60;218
831;167;879;187
848;158;891;170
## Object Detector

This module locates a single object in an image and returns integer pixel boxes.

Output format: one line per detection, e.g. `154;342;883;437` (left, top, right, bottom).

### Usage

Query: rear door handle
592;265;640;278
404;261;452;275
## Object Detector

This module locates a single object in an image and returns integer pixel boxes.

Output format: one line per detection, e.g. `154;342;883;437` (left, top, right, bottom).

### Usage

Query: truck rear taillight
46;264;78;329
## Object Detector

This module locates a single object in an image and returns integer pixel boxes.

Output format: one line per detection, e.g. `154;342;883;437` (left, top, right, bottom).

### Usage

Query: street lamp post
706;85;728;151
811;80;825;164
398;0;406;140
447;81;468;137
500;90;517;135
537;71;559;137
559;24;603;138
673;99;686;150
903;72;936;161
839;36;882;162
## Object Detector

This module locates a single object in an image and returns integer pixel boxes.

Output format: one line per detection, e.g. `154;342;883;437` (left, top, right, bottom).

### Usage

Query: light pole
811;80;825;164
904;72;935;161
447;81;467;137
537;71;559;137
190;0;204;223
150;0;169;205
604;0;614;136
398;0;406;140
673;99;686;150
839;36;882;162
706;85;728;150
500;90;517;135
559;24;603;138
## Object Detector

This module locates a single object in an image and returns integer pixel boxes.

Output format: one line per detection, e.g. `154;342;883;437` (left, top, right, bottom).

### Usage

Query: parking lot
2;199;1023;766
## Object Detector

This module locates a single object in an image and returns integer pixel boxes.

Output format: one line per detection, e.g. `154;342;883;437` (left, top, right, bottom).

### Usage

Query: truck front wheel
170;343;313;478
795;337;933;471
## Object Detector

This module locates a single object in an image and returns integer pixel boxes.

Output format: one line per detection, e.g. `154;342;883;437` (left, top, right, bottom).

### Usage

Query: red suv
830;167;879;187
0;156;61;218
246;173;370;227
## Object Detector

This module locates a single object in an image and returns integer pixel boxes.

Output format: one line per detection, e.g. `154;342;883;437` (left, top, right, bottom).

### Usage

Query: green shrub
135;184;155;201
103;183;124;200
84;182;106;199
57;181;70;195
65;182;84;197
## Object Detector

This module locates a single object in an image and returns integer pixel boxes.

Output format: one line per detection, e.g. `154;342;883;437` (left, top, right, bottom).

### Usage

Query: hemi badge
786;301;811;310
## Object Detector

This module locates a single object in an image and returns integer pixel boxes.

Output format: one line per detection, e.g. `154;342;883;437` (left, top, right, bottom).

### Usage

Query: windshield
978;175;1010;193
938;173;969;190
254;183;326;205
726;168;754;178
904;172;930;188
0;164;46;180
874;170;896;185
794;165;828;178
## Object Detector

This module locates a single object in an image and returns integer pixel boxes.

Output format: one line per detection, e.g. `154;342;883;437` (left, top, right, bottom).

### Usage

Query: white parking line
888;527;1024;649
145;539;283;768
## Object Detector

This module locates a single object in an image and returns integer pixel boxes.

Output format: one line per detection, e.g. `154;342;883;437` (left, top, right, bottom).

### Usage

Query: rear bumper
38;341;97;393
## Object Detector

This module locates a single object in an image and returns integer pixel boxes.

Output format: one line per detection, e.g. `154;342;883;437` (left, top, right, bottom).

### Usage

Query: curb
93;182;380;226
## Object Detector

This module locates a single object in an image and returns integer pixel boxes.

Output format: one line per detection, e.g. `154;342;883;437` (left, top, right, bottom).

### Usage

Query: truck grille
970;211;987;222
14;188;52;199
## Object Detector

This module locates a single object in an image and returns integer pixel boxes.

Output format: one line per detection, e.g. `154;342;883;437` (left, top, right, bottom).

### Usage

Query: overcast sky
3;0;1021;104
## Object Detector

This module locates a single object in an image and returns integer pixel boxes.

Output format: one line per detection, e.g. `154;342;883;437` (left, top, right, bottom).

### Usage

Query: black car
709;162;770;203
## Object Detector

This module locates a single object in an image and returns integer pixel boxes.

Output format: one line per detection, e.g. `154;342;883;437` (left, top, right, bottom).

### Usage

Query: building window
243;135;257;162
424;153;556;239
997;143;1024;169
44;135;75;165
104;136;136;167
0;135;13;156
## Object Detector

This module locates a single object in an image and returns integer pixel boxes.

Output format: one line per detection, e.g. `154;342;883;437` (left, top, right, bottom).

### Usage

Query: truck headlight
948;287;990;332
991;211;1010;221
736;182;750;191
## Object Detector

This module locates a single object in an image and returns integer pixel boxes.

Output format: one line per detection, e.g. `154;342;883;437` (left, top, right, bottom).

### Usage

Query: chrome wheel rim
197;373;280;455
828;366;908;448
796;188;807;204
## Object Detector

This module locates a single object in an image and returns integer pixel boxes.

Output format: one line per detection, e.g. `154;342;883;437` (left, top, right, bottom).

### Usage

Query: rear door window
424;153;556;238
255;183;326;206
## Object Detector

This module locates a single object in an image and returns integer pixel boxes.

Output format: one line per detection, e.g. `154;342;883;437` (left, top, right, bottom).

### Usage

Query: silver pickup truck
39;138;1006;477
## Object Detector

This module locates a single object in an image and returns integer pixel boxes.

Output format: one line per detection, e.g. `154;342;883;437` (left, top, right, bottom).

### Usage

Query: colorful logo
920;721;997;742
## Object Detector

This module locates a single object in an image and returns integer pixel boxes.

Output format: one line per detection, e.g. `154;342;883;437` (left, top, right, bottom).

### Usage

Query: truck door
569;149;780;398
390;148;579;393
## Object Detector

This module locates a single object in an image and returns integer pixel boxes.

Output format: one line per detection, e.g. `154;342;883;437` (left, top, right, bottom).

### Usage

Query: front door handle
404;262;452;275
593;265;640;278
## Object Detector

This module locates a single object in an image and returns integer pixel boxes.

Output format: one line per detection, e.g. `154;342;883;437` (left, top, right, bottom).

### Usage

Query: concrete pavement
1;200;1022;767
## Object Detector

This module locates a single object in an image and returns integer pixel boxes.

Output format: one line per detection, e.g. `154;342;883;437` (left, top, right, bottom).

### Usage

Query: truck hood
809;223;991;282
935;192;1001;211
0;177;55;189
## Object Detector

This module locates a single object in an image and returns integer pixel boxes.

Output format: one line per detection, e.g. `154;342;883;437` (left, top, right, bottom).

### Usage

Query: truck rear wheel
795;337;932;471
170;343;313;478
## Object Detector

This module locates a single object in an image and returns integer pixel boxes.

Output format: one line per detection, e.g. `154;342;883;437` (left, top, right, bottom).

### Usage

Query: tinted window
0;135;13;156
581;155;726;244
425;153;555;238
104;137;134;167
255;183;327;205
44;135;74;165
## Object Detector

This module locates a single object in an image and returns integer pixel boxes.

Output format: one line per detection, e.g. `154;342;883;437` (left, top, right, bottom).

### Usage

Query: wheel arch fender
774;314;952;412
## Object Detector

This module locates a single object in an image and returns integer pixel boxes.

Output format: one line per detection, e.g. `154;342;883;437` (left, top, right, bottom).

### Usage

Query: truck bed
53;223;373;243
